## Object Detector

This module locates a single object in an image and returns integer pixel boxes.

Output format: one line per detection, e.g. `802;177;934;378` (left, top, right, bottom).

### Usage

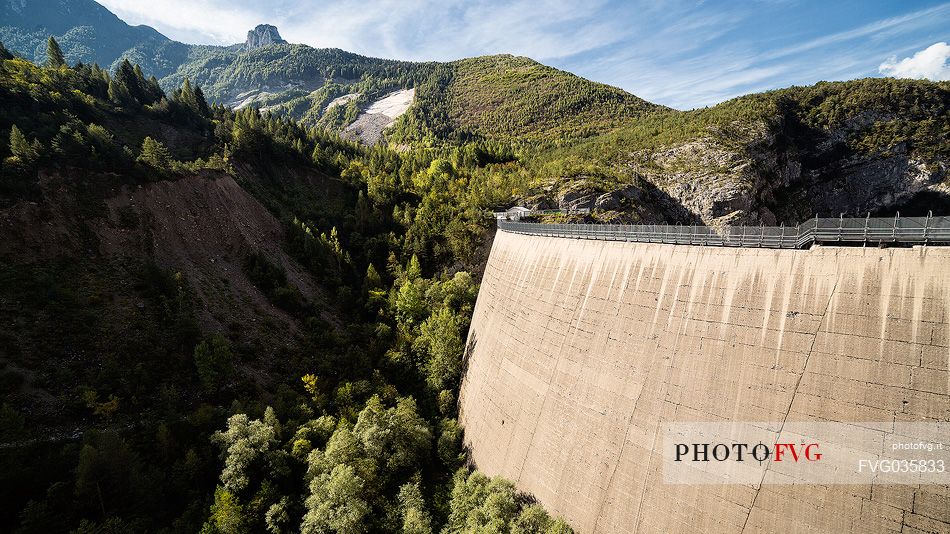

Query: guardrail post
924;210;932;245
893;211;899;242
838;213;843;242
863;212;869;247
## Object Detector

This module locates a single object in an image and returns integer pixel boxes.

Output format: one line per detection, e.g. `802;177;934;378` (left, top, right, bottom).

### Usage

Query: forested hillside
160;44;434;126
162;48;659;144
0;43;571;533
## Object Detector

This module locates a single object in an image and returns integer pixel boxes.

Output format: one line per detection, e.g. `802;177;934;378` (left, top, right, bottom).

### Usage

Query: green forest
0;38;569;533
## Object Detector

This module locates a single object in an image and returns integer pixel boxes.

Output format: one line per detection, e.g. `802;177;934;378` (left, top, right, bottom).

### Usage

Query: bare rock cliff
626;116;947;227
245;24;287;50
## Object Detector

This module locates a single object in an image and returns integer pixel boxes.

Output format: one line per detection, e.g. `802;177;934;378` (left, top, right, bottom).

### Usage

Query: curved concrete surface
459;229;950;533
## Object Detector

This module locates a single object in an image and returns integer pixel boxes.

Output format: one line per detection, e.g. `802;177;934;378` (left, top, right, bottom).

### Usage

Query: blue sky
97;0;950;109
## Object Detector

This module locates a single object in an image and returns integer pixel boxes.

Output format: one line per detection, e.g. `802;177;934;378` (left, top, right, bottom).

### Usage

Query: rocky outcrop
620;118;947;227
778;149;946;222
245;24;287;50
520;175;695;225
628;136;763;227
343;88;415;145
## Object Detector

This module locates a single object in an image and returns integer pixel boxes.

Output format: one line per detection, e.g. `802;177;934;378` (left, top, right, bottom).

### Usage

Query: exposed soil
0;169;330;349
97;172;323;336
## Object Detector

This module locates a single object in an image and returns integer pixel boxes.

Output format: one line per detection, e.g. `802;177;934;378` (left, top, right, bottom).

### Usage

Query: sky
96;0;950;110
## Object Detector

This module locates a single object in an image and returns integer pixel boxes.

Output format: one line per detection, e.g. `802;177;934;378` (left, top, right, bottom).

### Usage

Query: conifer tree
363;263;382;297
115;59;145;105
148;75;162;96
9;125;32;160
107;78;131;105
46;36;65;68
96;63;110;84
176;78;210;118
131;64;164;102
311;145;324;167
193;85;210;117
137;136;172;168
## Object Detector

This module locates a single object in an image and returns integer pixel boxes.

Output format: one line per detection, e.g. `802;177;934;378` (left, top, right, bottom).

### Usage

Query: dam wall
458;229;950;533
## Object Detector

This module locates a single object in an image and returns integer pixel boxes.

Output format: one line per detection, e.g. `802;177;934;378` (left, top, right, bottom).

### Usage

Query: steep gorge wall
459;230;950;533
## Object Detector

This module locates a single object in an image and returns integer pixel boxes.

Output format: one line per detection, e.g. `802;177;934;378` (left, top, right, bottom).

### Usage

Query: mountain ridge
0;0;665;143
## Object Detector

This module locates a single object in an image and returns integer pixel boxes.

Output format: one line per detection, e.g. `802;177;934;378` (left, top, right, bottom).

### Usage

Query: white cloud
762;4;950;62
879;42;950;81
576;3;950;109
96;0;267;44
96;0;628;61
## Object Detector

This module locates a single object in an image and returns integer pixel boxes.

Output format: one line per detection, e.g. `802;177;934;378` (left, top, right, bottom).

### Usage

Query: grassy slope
443;55;662;140
556;77;950;161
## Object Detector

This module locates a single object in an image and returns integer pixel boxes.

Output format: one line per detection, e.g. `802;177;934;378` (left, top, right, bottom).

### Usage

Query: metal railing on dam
497;214;950;249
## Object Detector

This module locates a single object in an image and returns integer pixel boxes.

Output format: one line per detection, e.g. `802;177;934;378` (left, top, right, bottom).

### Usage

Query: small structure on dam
458;218;950;533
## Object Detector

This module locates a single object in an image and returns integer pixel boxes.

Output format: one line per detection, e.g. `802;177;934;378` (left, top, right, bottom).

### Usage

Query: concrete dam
458;221;950;533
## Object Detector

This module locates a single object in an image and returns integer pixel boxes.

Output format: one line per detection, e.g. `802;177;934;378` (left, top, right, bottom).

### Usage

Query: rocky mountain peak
245;24;286;50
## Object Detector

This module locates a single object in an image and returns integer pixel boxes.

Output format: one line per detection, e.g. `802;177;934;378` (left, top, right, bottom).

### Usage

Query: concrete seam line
739;273;840;533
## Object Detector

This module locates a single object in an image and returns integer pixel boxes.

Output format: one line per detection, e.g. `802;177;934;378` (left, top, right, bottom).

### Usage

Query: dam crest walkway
498;214;950;249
